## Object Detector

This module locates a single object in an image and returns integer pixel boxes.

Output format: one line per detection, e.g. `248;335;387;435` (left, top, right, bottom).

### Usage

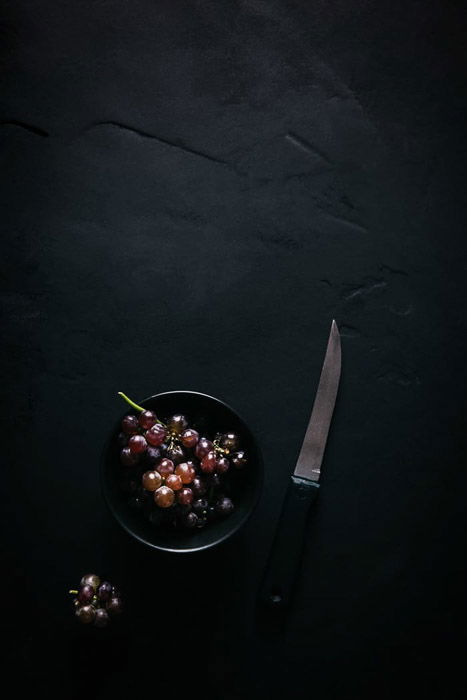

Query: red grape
157;458;174;479
200;450;217;474
165;474;183;491
142;470;163;491
76;605;96;624
78;584;94;604
167;414;188;435
146;423;167;446
128;434;147;455
154;485;175;508
94;608;110;627
180;428;199;448
175;462;196;485
139;410;157;430
121;415;139;435
80;574;100;591
177;488;193;505
195;437;213;459
97;582;113;602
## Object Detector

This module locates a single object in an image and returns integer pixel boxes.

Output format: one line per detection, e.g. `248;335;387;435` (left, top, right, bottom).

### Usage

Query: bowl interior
101;391;263;553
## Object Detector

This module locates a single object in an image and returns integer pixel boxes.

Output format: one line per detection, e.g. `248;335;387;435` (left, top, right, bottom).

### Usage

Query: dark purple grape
139;410;157;430
216;496;235;517
209;473;222;491
80;574;100;591
144;445;162;465
121;414;139;435
216;457;230;474
120;447;139;467
165;444;186;465
106;596;123;615
182;511;198;528
167;414;188;435
76;604;96;624
220;432;240;452
195;437;213;459
97;581;113;603
177;487;193;505
192;498;208;516
94;608;110;628
230;450;247;469
191;477;207;498
207;505;218;521
117;431;128;447
146;423;167;446
78;584;95;604
128;434;147;455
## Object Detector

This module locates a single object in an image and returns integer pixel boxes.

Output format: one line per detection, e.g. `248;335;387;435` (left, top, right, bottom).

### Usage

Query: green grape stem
118;392;165;425
69;590;78;595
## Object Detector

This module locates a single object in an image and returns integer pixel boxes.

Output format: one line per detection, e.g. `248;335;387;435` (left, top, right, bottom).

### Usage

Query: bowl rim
100;389;264;554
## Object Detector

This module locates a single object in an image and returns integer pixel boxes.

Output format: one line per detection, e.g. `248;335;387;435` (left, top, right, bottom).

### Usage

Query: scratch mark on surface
0;120;49;137
84;121;228;165
285;131;330;163
322;213;368;235
342;279;387;301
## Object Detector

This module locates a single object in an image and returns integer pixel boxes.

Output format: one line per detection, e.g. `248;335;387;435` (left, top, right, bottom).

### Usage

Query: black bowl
101;390;263;553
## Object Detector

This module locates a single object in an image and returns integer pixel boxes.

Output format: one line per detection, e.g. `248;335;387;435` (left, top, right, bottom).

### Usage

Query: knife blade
259;320;341;610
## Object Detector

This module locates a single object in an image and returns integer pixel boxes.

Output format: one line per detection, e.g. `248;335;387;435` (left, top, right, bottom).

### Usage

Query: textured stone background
1;2;466;698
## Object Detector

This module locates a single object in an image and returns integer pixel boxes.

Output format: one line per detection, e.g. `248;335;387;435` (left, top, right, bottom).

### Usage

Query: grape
139;410;157;430
216;496;235;517
106;597;123;615
76;605;96;624
180;428;199;448
154;485;175;508
216;457;230;474
200;450;217;474
167;414;188;435
182;511;198;528
146;423;167;446
128;434;147;454
195;437;213;459
157;458;174;479
209;473;222;491
192;498;208;516
94;608;110;628
191;477;207;498
177;487;193;505
78;584;95;604
117;432;128;447
120;447;139;467
97;581;113;603
220;432;240;452
142;470;163;491
165;474;183;491
80;574;101;591
165;444;186;464
121;414;139;435
144;446;161;466
230;450;247;469
175;462;196;485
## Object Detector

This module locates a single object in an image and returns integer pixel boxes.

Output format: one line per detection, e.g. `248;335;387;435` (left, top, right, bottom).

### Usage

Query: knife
259;320;341;610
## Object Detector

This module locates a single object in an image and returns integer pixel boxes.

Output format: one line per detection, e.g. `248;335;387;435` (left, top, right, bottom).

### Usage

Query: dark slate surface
1;2;466;698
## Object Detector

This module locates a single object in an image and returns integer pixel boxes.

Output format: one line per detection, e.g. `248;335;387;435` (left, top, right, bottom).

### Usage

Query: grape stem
69;590;78;595
118;392;166;425
118;392;145;412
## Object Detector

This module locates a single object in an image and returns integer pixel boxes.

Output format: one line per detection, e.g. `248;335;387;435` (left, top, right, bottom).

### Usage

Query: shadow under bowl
101;390;263;553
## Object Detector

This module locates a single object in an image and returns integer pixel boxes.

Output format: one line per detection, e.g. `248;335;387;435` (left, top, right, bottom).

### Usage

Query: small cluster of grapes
71;573;122;627
117;393;248;529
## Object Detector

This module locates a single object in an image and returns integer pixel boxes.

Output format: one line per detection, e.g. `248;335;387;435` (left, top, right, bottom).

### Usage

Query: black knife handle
259;476;319;611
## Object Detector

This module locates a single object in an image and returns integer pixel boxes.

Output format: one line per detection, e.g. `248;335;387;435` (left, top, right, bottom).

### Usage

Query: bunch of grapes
71;574;122;627
117;392;248;529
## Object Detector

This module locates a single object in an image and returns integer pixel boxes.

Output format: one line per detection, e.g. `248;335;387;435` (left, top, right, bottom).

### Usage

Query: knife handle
259;476;319;610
